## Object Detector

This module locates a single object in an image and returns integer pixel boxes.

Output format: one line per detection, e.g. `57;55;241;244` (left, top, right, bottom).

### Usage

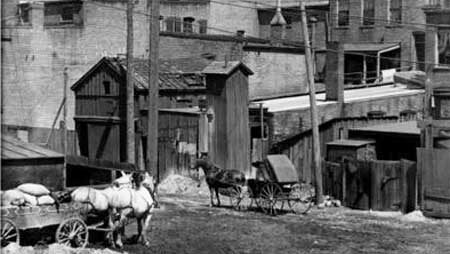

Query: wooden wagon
225;155;315;216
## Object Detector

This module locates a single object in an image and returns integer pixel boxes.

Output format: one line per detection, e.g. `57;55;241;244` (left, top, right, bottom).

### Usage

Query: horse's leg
136;217;143;244
106;208;116;248
209;187;214;207
114;213;127;249
141;212;153;247
215;187;221;207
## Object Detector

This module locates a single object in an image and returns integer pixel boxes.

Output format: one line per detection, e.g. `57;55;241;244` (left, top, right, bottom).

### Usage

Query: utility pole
126;0;135;164
148;0;160;178
63;67;68;188
300;1;323;205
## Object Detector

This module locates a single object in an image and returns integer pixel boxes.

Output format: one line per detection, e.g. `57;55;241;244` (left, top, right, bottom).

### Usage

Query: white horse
71;171;134;246
111;172;155;248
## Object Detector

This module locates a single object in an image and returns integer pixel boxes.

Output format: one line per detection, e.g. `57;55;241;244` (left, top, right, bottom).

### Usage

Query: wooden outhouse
203;61;254;173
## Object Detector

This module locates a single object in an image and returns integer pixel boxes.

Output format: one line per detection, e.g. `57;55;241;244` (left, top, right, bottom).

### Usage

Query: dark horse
190;157;246;207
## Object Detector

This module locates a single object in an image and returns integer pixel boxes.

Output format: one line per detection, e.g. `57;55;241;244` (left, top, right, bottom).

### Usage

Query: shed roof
259;84;424;112
71;57;210;92
327;139;375;147
349;121;420;136
394;70;426;88
343;43;400;53
2;135;64;160
202;61;254;76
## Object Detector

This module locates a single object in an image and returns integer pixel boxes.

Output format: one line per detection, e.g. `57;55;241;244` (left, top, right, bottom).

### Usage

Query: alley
123;194;450;254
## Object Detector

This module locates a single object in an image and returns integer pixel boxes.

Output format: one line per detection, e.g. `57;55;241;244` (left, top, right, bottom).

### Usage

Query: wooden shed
203;61;254;173
326;139;376;162
71;57;254;180
1;135;64;190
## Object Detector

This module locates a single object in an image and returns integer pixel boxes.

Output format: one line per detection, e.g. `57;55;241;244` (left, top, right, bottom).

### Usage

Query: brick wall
330;0;428;69
1;1;149;130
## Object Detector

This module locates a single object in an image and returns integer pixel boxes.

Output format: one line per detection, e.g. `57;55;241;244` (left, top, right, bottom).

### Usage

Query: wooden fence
271;116;399;183
323;159;417;213
418;148;450;218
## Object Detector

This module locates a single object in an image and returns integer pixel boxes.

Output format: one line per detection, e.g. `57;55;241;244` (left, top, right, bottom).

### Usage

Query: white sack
37;195;55;205
1;189;26;206
22;192;38;206
17;183;50;196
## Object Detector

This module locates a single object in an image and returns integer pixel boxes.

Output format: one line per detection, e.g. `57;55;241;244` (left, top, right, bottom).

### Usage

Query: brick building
329;0;429;84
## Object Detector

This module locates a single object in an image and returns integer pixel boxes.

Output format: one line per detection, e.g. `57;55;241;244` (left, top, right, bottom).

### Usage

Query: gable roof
71;56;211;92
202;61;254;76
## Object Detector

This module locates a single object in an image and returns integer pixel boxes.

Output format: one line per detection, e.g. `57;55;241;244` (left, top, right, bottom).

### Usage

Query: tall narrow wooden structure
203;61;253;173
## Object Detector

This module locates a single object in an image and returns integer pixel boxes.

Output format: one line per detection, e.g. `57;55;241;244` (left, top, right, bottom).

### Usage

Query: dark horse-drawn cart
193;155;314;216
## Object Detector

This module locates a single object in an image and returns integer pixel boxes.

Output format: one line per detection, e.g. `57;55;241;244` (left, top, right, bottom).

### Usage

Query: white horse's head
112;171;133;189
138;172;154;191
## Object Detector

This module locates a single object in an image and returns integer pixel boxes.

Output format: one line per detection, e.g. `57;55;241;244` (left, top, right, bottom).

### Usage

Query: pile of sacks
1;183;55;207
317;195;342;209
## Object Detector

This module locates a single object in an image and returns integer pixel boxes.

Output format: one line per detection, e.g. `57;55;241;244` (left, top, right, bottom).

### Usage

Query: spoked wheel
228;186;242;210
259;183;282;216
1;218;19;247
56;217;89;248
288;183;315;214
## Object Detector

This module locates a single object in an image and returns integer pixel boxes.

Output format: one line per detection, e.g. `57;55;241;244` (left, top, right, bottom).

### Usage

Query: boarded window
390;0;402;24
362;0;375;26
198;19;207;34
44;1;83;26
183;17;195;33
18;3;30;24
338;0;350;26
438;29;450;66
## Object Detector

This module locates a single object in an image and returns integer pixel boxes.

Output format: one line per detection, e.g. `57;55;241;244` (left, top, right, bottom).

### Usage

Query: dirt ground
118;193;450;254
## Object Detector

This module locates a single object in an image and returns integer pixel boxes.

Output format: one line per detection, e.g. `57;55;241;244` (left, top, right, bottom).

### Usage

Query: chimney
30;2;44;29
325;42;344;103
270;0;287;43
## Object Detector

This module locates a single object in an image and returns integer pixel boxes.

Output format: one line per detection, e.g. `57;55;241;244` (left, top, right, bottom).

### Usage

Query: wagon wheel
1;218;19;247
288;183;315;214
259;183;282;216
228;186;243;210
56;217;89;248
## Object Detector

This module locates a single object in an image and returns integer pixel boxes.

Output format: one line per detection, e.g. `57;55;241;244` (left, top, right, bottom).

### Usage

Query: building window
362;0;375;26
103;81;111;95
18;3;30;24
44;1;83;26
183;17;195;33
165;17;182;32
438;29;450;65
338;0;350;26
389;0;402;24
198;19;207;34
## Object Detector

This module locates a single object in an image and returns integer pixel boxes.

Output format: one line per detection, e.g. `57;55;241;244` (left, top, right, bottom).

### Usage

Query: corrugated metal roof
2;135;64;160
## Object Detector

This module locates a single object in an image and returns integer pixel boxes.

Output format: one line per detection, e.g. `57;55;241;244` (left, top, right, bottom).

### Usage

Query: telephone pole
300;1;323;205
148;0;160;177
126;0;135;164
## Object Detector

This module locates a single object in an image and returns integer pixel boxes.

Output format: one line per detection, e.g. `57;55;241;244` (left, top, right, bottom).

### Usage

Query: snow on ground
1;243;122;254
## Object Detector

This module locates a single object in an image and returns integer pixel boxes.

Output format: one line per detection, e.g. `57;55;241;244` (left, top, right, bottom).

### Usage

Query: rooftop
259;84;424;112
2;135;63;160
327;139;375;147
349;121;421;136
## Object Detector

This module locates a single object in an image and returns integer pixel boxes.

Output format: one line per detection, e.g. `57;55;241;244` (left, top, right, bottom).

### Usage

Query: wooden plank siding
323;159;417;212
272;116;400;184
418;148;450;218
